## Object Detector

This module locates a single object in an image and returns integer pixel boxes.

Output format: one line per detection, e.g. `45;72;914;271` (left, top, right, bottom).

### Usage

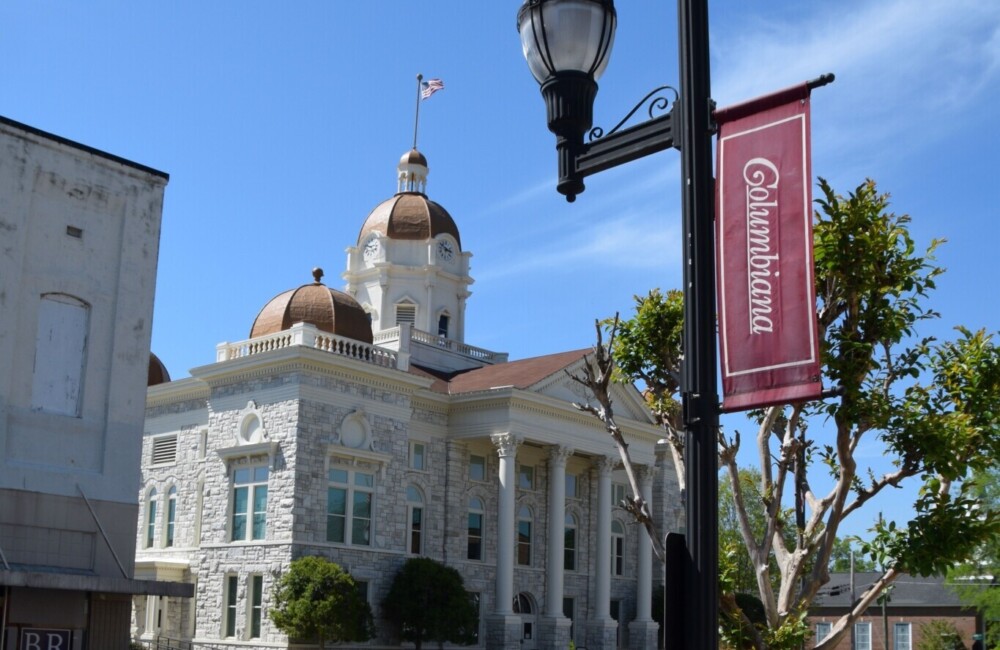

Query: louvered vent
151;435;178;465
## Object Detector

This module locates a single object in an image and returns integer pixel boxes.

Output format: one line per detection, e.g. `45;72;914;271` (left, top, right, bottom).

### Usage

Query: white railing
377;326;507;364
217;323;398;368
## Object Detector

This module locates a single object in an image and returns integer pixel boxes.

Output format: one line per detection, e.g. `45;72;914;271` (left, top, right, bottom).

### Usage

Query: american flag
421;78;444;100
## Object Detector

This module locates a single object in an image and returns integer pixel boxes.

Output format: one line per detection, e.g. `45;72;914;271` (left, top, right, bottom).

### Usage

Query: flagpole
413;73;423;150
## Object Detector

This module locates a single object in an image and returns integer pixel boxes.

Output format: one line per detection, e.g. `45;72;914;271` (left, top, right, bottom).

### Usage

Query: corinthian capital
595;455;619;476
549;444;574;466
490;432;522;458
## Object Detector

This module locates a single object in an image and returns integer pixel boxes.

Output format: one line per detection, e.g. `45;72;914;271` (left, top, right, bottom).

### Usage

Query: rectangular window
327;467;375;546
437;314;449;337
563;597;575;642
517;519;532;566
518;465;534;490
894;623;911;650
166;489;176;547
469;454;486;482
146;498;157;549
468;511;483;560
815;622;831;646
564;525;577;571
612;482;627;508
855;621;871;650
409;442;426;470
249;575;263;638
409;505;423;554
151;435;178;465
565;473;578;498
224;575;238;637
232;466;268;541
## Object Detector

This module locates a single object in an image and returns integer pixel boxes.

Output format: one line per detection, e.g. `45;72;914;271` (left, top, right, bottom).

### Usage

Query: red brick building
808;573;983;649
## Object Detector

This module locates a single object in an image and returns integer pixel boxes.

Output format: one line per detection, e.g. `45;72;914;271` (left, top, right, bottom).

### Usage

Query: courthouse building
133;150;680;649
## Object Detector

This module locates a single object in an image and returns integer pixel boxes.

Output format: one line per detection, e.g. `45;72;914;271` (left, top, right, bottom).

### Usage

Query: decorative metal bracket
589;85;679;141
568;86;681;188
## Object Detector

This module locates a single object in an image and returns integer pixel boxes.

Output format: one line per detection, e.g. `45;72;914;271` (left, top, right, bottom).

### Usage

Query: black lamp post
518;0;719;648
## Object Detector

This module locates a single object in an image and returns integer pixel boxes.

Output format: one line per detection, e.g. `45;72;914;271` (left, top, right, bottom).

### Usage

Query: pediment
530;356;654;424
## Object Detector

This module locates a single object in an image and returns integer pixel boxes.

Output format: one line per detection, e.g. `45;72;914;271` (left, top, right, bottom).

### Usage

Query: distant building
132;150;682;649
808;572;983;649
0;117;189;649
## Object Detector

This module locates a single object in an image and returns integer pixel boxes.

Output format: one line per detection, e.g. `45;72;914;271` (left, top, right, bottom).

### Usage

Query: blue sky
3;1;997;540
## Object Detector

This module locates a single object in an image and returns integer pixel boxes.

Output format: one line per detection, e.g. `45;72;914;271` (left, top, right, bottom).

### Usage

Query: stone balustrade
216;322;398;368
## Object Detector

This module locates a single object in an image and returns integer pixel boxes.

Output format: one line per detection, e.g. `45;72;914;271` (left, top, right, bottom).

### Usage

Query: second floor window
468;497;484;560
165;487;177;547
517;506;532;566
611;520;625;575
327;467;374;546
407;485;424;554
564;513;577;571
145;489;157;548
232;466;268;541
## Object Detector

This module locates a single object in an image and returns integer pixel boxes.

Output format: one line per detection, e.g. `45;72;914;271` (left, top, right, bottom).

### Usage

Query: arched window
468;497;485;560
145;489;157;549
564;513;577;571
407;485;424;555
165;487;177;547
611;520;625;576
517;506;533;566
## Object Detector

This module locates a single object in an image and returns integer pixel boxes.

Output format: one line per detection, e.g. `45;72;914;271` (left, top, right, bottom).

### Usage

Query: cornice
145;377;210;409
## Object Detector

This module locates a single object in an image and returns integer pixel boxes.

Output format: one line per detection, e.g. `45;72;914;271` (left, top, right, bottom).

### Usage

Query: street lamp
518;0;719;648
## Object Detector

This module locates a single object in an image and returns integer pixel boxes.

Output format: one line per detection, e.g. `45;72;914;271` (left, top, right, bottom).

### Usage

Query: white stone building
133;150;682;649
0;115;189;650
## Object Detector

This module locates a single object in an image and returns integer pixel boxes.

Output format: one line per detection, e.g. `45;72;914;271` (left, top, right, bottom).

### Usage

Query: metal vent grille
151;435;178;465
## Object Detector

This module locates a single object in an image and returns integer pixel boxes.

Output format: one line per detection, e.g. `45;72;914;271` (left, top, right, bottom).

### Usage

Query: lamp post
518;1;718;648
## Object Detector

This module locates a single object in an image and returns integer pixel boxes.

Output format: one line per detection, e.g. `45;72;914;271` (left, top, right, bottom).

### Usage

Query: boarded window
31;294;89;416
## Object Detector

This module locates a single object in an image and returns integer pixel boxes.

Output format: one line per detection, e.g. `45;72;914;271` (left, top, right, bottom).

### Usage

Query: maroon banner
715;84;823;411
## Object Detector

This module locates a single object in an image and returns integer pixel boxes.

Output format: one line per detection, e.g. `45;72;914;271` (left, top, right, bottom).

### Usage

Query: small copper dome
250;269;373;344
148;352;171;386
400;148;427;167
358;194;461;248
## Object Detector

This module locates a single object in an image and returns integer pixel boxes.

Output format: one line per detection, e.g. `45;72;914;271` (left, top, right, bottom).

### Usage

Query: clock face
363;237;380;261
437;240;455;263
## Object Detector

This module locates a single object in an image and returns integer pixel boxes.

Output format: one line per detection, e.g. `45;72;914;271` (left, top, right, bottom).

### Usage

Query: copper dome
250;269;373;344
358;193;461;248
399;148;428;167
148;352;171;386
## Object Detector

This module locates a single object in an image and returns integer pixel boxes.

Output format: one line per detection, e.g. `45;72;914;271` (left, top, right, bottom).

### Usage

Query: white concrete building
0;116;189;650
133;150;682;649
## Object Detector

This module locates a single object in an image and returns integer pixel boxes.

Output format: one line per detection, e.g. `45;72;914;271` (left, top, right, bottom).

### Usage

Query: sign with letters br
715;83;823;411
21;628;72;650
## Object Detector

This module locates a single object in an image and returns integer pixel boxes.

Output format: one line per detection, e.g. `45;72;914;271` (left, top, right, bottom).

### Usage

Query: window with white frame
249;574;263;639
814;622;831;646
166;487;177;547
232;466;268;541
469;454;486;482
437;313;450;338
855;621;871;650
518;465;534;490
409;441;426;470
224;575;238;638
145;489;157;548
407;485;424;554
327;467;374;546
468;497;484;560
894;623;911;650
611;520;625;576
517;506;532;566
564;513;577;571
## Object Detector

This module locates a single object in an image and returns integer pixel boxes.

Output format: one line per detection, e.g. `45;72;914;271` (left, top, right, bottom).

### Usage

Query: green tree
382;557;479;649
828;537;876;573
916;620;966;650
587;179;1000;650
948;466;1000;649
269;555;374;649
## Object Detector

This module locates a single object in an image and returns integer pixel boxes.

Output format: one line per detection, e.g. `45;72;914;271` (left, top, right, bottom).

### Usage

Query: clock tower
343;149;473;345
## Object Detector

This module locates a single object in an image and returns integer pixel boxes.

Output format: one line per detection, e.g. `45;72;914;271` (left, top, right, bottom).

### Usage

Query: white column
594;456;617;620
546;445;573;617
635;464;654;621
491;432;521;616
